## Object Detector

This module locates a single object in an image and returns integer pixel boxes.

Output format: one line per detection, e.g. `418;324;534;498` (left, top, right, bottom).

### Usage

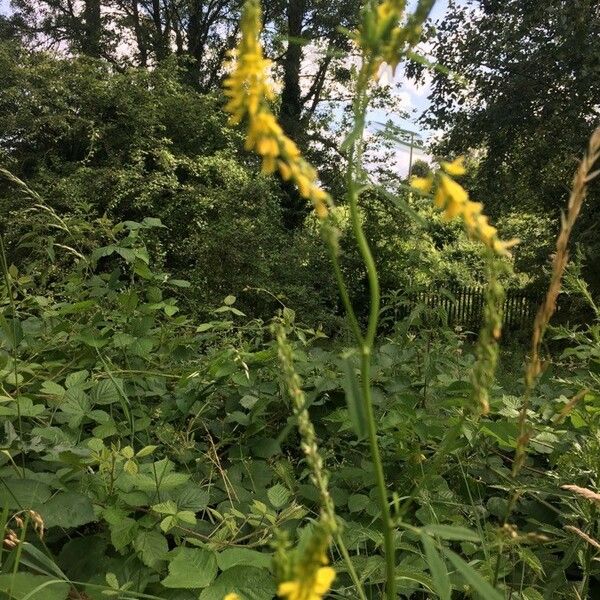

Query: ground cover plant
1;0;599;599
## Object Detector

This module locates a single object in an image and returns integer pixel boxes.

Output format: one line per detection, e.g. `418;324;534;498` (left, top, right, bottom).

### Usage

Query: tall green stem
330;61;396;600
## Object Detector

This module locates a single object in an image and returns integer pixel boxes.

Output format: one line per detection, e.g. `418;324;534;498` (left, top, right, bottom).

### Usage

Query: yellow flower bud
441;156;467;176
410;175;433;193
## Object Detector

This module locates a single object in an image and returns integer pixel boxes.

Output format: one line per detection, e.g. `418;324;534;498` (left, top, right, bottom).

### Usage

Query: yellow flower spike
223;594;240;600
443;198;462;219
441;156;467;176
439;174;469;206
278;161;292;180
419;168;516;257
410;175;433;193
223;0;330;219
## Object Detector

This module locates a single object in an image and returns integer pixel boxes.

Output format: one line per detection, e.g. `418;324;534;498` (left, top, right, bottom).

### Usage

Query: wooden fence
393;286;543;330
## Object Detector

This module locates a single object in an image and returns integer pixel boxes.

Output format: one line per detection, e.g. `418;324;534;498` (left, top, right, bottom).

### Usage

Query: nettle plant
222;1;518;599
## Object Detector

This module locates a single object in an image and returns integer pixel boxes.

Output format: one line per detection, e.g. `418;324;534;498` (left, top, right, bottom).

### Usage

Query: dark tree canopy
417;0;600;286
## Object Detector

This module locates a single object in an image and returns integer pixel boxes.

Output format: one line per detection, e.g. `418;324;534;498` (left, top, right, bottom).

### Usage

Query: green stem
334;60;395;600
325;232;363;345
334;532;368;600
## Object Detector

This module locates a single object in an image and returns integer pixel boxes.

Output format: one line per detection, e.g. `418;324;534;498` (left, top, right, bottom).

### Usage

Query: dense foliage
416;0;600;291
1;0;599;599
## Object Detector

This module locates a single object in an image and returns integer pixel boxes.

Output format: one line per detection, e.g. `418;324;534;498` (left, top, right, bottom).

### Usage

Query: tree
416;0;600;286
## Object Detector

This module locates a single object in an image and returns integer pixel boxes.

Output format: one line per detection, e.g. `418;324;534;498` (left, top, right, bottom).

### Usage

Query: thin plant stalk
326;60;396;600
514;127;600;476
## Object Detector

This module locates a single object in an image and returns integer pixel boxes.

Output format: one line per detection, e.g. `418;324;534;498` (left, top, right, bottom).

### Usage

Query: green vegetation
0;1;599;599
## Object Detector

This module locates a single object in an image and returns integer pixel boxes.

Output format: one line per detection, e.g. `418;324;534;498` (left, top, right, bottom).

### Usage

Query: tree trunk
82;0;102;57
280;0;305;140
279;0;308;230
187;1;204;85
131;0;148;66
151;0;169;60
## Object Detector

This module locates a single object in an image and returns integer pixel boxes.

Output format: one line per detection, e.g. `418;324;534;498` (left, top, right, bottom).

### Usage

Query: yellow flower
415;167;517;256
410;175;433;193
223;0;330;219
277;566;336;600
223;1;273;125
223;594;240;600
441;156;467;176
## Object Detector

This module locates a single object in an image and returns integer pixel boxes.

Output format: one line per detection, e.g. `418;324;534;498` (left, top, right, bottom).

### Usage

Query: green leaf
0;479;51;509
56;536;107;582
240;394;259;410
0;574;70;600
104;508;137;551
198;566;275;600
40;381;65;397
442;548;503;600
216;549;272;572
91;379;122;405
250;438;281;458
142;217;166;228
168;279;191;288
162;548;217;589
423;525;480;542
136;445;157;457
347;494;370;513
267;483;290;509
522;587;544;600
341;356;367;439
38;492;97;528
176;510;197;525
152;500;178;515
171;485;209;512
65;370;89;388
224;295;236;305
160;515;178;532
134;529;168;568
421;534;451;600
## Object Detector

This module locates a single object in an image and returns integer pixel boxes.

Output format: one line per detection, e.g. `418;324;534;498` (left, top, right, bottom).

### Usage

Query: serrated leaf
41;381;65;397
162;548;217;589
348;494;370;513
38;492;97;528
161;515;178;532
522;587;544;600
104;508;137;551
267;483;290;509
105;572;119;588
91;379;122;405
171;485;209;512
134;529;168;568
240;394;259;410
65;370;89;389
136;445;157;457
152;500;178;515
0;479;50;510
198;566;275;600
176;510;197;525
216;548;272;572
